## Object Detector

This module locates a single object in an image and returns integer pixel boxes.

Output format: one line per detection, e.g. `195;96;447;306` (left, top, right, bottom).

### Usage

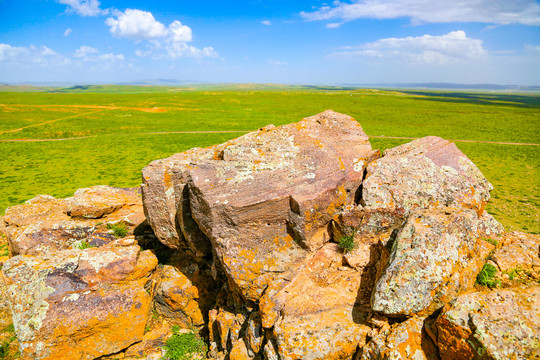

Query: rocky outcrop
3;185;145;256
371;208;500;317
2;110;538;360
1;239;157;359
435;286;540;360
362;136;493;215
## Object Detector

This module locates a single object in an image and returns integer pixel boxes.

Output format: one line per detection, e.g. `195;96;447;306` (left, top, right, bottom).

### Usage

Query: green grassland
1;86;538;233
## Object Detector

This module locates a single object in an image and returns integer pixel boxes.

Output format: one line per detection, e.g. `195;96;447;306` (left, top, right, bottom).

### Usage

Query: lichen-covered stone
266;244;371;360
363;136;492;215
154;265;205;327
359;317;439;360
143;110;378;303
372;207;501;317
435;286;540;360
1;241;157;360
491;231;540;280
3;186;145;256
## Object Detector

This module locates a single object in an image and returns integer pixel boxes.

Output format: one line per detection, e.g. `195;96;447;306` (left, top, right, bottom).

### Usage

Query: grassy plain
0;86;538;233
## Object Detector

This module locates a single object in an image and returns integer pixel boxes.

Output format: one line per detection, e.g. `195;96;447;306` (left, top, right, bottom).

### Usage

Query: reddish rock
263;243;371;360
359;317;439;360
143;110;379;303
153;265;205;327
372;208;501;317
436;286;540;360
363;136;493;215
1;241;157;360
3;186;145;256
491;231;540;280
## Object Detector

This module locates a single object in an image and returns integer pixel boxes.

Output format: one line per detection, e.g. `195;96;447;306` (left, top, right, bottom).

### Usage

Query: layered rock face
2;110;538;360
3;185;145;256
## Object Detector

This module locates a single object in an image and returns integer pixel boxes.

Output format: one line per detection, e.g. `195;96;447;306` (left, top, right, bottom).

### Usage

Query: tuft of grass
337;233;356;254
482;237;498;247
107;223;128;238
163;327;207;360
476;263;501;288
76;240;94;250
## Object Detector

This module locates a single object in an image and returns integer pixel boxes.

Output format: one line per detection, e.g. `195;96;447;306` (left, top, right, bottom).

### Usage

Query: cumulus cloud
64;28;73;36
261;20;272;26
105;9;217;59
301;0;540;26
58;0;107;17
106;9;168;40
331;31;487;64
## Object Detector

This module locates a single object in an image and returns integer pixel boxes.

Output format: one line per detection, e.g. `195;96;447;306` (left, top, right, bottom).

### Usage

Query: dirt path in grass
0;132;538;146
0;110;105;135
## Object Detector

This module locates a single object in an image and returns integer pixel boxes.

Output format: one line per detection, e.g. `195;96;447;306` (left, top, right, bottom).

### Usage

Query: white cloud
106;9;168;40
64;28;73;36
58;0;107;17
0;44;70;67
169;20;193;43
262;20;272;26
331;31;487;64
166;43;218;59
301;0;540;26
74;45;98;58
106;9;218;59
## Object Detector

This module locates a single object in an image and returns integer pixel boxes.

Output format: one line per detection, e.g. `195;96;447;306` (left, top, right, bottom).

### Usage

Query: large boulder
371;208;502;317
435;286;540;360
1;240;157;360
362;136;493;215
3;186;145;256
143;110;379;303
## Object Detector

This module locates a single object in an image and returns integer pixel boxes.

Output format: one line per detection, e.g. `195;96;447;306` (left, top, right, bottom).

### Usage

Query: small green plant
482;237;498;247
163;327;207;360
107;223;128;238
76;240;94;250
337;233;356;253
0;243;9;257
476;263;501;288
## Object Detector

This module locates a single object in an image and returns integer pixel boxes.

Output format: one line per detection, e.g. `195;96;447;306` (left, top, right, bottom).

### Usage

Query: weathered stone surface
359;317;439;360
491;231;540;279
1;241;157;360
229;339;252;360
154;265;205;327
372;207;502;317
363;136;492;215
3;186;145;256
436;286;540;360
143;110;379;303
208;307;247;356
124;321;170;359
245;311;264;355
266;243;371;360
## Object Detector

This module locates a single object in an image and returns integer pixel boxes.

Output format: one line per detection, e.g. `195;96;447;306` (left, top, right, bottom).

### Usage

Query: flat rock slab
1;241;157;360
436;286;540;360
3;186;144;256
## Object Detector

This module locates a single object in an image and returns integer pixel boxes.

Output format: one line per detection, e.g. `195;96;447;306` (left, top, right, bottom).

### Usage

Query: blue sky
0;0;539;84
